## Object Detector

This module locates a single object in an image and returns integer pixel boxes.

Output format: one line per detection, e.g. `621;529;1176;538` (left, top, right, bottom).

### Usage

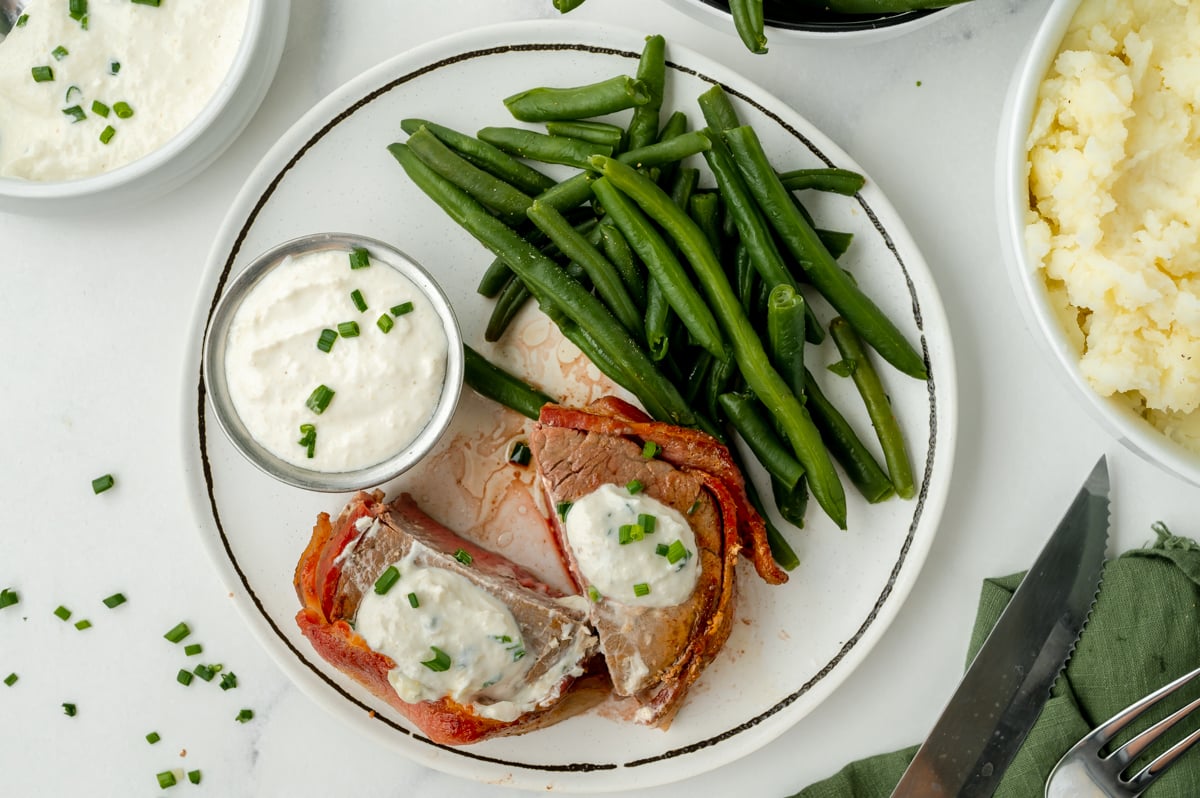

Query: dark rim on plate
695;0;939;31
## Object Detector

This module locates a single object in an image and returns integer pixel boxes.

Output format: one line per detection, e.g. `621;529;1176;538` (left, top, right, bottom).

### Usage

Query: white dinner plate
181;20;957;792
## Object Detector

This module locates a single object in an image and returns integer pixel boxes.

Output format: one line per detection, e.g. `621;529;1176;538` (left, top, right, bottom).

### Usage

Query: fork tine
1126;718;1200;793
1094;665;1200;750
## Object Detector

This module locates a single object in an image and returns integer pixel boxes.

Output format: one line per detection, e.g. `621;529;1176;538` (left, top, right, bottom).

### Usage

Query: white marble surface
3;0;1196;796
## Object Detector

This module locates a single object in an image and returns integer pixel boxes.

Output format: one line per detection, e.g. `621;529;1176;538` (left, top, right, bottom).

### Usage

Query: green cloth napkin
794;525;1200;798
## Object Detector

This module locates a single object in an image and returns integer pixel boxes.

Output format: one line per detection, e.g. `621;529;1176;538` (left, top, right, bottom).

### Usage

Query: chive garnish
62;105;85;123
618;524;644;545
421;646;451;672
156;771;176;789
626;479;644;494
54;605;71;621
508;441;531;466
184;643;202;656
187;771;201;785
176;669;193;686
336;321;359;338
305;384;335;415
687;498;701;514
454;548;473;566
132;0;163;5
373;565;399;595
163;622;190;643
376;314;394;333
15;13;27;27
99;125;115;144
68;0;86;20
0;588;18;610
587;585;601;602
350;289;367;312
348;247;370;270
64;85;81;103
638;513;656;534
51;46;69;61
391;301;414;317
666;540;688;565
642;441;660;459
32;66;54;82
62;703;77;717
109;60;120;75
146;731;161;744
74;619;91;631
219;672;237;691
655;543;669;557
90;99;109;116
512;648;526;662
3;673;16;687
407;592;419;608
193;664;215;682
556;501;572;520
102;592;125;608
113;101;133;119
92;474;114;493
316;328;337;352
298;423;316;458
235;708;253;723
633;583;650;597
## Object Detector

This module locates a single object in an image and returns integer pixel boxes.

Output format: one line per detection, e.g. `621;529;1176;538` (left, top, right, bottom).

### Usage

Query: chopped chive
209;664;224;674
305;384;335;415
192;664;214;682
183;643;202;657
109;60;120;75
687;498;701;514
31;66;54;83
512;648;526;662
74;619;91;631
618;524;644;545
62;105;85;123
348;247;370;270
91;474;114;494
508;441;532;466
298;423;316;459
91;100;110;117
454;548;473;566
638;513;657;534
62;703;77;717
68;0;86;20
666;540;689;565
350;289;367;312
0;588;18;610
156;771;176;790
219;672;237;691
78;14;88;28
556;501;573;520
407;592;419;609
642;441;661;459
54;606;71;621
235;708;253;723
587;585;601;602
15;13;27;27
421;646;451;672
626;479;644;495
176;669;193;686
828;358;857;378
492;635;513;644
101;592;126;608
187;771;201;785
146;731;161;744
3;673;16;687
113;101;133;119
163;622;190;643
376;313;394;333
655;543;669;557
64;85;81;103
315;328;337;353
633;582;650;597
99;125;115;144
132;0;163;5
51;46;69;61
373;565;400;595
336;321;359;338
390;301;414;317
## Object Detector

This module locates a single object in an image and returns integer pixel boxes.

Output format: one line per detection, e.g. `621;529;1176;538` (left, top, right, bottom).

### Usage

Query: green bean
772;475;809;529
590;154;846;528
733;450;800;571
735;242;757;314
464;344;556;420
406;126;534;226
598;218;646;308
724;125;927;380
590;176;726;360
526;200;642;336
485;273;531;342
780;168;865;196
683;350;714;407
767;284;806;400
669;166;699;210
627;35;666;152
803;368;895;504
477;257;514;298
817;229;854;260
478;126;612;170
705;353;738;424
503;75;651;123
400;118;555;196
829;317;916;499
654;110;690;187
718;393;804;490
688;191;723;255
545;120;625;149
644;277;672;361
697;84;742;134
389;142;694;426
552;0;587;10
731;0;768;54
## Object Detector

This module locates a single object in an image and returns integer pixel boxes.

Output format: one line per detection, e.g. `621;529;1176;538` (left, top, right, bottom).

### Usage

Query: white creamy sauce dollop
0;0;248;180
224;247;448;472
563;483;700;607
355;544;588;722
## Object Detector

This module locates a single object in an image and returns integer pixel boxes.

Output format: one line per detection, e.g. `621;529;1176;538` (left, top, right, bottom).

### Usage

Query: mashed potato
1025;0;1200;451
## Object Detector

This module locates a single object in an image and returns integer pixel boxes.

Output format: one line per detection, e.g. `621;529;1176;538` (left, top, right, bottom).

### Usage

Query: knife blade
889;455;1110;798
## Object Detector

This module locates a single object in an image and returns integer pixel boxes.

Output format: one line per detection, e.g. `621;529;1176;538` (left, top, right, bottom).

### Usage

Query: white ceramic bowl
203;233;465;493
659;0;959;45
0;0;290;215
997;0;1200;487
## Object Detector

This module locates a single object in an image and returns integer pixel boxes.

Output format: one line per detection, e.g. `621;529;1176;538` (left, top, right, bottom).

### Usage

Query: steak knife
889;456;1110;797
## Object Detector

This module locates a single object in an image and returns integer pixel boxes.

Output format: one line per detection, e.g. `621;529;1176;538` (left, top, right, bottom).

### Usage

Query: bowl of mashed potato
998;0;1200;485
0;0;289;214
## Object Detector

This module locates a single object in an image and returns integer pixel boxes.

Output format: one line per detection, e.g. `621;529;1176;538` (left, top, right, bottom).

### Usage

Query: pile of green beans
389;34;924;560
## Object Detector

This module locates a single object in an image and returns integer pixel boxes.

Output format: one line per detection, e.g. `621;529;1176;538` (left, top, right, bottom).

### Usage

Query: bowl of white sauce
0;0;289;214
203;233;465;492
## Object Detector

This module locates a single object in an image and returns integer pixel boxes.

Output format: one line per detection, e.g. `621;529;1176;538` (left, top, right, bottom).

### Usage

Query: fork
1045;664;1200;797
